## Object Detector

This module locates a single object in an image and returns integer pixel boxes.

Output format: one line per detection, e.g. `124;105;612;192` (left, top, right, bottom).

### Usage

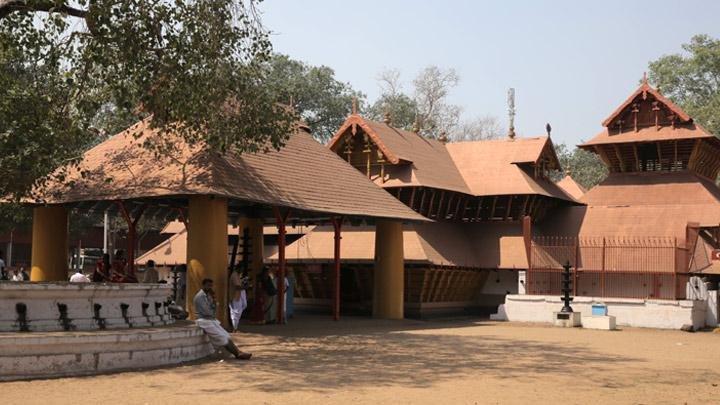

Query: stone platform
0;321;213;381
0;282;174;332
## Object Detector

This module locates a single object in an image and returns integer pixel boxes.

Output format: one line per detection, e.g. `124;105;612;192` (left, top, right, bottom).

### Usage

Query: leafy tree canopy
0;0;295;204
551;143;608;190
265;53;365;143
648;34;720;136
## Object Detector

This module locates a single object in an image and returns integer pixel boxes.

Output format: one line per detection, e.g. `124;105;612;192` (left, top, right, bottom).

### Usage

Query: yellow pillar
31;206;69;281
186;196;229;327
373;219;404;319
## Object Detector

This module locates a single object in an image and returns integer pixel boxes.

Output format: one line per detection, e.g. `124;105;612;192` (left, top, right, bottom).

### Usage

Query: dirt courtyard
2;315;719;404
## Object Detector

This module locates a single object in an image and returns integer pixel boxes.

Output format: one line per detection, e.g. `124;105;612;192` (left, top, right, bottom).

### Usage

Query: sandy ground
2;315;720;405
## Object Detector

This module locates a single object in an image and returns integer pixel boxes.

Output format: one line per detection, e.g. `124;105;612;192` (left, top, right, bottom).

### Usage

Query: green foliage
265;54;364;142
365;93;417;130
648;34;720;136
0;0;296;203
551;144;608;190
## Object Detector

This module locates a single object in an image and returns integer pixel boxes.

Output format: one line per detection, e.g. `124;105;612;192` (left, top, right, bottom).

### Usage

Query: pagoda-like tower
579;77;720;179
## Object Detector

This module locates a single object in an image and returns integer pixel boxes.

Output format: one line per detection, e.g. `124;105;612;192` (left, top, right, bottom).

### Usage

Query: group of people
69;250;160;283
0;251;29;281
192;265;296;361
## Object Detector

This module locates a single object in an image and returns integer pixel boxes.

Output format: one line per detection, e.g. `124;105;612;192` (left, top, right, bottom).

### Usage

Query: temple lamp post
560;260;573;313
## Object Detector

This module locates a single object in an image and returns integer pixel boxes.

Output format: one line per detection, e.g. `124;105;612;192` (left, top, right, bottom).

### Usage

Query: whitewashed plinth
583;315;616;330
553;311;581;327
492;294;708;330
0;282;174;332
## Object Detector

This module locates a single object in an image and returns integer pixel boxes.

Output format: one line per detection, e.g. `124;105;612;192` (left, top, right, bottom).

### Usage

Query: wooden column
186;196;229;328
373;219;404;319
236;217;264;301
331;216;344;321
273;207;290;324
30;206;69;281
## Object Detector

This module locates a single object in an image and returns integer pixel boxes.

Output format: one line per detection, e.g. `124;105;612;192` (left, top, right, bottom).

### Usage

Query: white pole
103;210;109;254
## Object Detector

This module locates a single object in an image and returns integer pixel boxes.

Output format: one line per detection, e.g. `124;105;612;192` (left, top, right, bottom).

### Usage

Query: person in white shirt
69;269;90;283
142;260;160;283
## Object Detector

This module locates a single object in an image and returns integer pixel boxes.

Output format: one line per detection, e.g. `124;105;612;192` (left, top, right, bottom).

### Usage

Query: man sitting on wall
193;278;252;360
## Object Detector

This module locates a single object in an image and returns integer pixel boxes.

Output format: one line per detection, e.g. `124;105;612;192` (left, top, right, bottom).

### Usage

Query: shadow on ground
162;315;641;394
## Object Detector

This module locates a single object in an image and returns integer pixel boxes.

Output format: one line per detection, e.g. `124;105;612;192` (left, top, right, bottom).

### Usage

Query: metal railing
528;236;689;300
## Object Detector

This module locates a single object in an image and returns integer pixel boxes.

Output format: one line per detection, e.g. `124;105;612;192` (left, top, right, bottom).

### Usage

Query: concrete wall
0;323;212;381
0;282;174;332
492;294;709;330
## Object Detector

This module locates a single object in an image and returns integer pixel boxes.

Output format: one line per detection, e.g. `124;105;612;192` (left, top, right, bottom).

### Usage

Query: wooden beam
475;197;483;221
522;195;530;217
674;140;678;170
435;191;446;219
427;190;437;218
490;196;498;220
443;192;454;220
504;196;513;220
408;188;417;210
453;195;463;220
594;145;612;167
460;197;469;221
656;142;663;170
633;143;640;171
612;144;625;172
419;188;428;215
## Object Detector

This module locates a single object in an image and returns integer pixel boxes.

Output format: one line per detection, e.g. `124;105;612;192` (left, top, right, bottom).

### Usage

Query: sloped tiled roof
540;171;720;239
328;115;470;194
33;119;428;222
555;175;587;201
580;124;714;147
445;138;575;201
328;115;575;203
271;222;528;269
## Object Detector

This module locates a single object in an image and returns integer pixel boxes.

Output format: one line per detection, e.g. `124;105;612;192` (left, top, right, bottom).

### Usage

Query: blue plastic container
591;303;608;316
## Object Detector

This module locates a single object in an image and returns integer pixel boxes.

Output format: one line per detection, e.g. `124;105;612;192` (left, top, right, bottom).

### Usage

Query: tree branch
0;0;88;20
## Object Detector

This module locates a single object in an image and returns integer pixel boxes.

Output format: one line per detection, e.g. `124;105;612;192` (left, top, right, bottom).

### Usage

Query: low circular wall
0;322;213;381
0;282;175;332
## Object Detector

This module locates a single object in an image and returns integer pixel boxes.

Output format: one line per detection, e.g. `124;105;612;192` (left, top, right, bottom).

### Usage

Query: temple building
270;112;579;316
497;78;720;329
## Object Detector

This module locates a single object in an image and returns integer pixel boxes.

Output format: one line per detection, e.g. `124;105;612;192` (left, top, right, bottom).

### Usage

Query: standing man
193;278;252;360
228;266;248;332
143;260;160;283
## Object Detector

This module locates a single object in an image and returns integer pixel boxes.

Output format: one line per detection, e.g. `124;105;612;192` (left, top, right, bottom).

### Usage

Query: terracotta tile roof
328;116;471;194
555;175;587;201
33;119;428;222
580;171;720;207
271;222;528;270
540;172;720;240
579;124;714;147
137;225;309;265
445;137;575;201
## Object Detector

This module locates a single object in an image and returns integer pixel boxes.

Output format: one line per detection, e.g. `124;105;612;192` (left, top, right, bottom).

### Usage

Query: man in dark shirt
193;278;251;360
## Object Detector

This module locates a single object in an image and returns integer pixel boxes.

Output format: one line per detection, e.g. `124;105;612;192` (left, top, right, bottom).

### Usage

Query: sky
260;0;720;147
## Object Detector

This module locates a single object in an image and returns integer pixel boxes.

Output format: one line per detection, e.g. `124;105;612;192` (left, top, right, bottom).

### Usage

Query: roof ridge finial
383;111;391;125
507;88;516;140
412;116;420;133
565;165;572;176
545;122;552;137
642;71;648;85
438;131;448;144
352;96;357;115
289;94;295;112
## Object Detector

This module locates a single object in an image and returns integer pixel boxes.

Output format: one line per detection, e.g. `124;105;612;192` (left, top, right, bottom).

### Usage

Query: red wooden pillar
117;201;147;282
600;237;606;297
522;215;532;294
273;207;290;324
331;216;344;321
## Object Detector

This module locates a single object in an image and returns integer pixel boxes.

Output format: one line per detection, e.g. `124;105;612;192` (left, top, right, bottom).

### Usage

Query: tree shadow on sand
170;317;644;394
